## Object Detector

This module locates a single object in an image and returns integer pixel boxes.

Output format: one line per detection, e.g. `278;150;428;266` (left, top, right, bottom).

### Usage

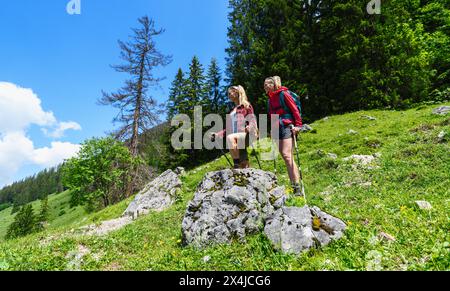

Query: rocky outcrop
123;167;184;219
432;106;450;115
78;167;184;236
264;206;346;254
181;169;346;254
181;169;287;249
300;124;314;132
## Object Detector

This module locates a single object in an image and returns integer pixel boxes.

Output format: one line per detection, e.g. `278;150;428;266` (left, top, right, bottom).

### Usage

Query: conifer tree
6;204;38;240
225;0;438;119
185;56;207;117
38;196;49;223
167;68;187;120
206;58;227;116
99;16;172;157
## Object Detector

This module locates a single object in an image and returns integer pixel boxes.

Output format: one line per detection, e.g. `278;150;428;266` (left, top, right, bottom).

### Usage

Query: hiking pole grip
289;124;298;149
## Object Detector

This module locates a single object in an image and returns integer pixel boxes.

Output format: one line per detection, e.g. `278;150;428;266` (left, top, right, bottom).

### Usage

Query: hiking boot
292;183;304;197
239;159;250;169
233;159;240;169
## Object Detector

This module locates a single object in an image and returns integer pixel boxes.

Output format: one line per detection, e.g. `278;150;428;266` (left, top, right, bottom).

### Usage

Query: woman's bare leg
227;133;247;159
278;138;300;183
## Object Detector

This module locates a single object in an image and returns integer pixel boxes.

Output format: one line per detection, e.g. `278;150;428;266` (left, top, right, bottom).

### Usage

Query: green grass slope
0;191;87;240
0;103;448;270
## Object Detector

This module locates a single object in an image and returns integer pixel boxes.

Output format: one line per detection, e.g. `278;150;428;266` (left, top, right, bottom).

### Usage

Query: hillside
0;103;448;271
0;191;85;240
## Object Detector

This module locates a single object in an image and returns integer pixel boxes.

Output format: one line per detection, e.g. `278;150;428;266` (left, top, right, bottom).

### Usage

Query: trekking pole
221;148;233;168
212;134;233;168
246;121;262;170
290;125;307;205
250;139;262;170
272;140;277;175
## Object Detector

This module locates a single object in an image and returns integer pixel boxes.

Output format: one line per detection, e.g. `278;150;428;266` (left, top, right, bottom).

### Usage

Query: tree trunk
127;52;146;197
130;52;146;157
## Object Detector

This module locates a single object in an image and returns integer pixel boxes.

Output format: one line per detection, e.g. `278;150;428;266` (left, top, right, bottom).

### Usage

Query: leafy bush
62;137;142;212
429;88;450;103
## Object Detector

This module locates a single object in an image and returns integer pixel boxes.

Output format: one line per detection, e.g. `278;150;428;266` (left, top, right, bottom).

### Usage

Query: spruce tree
99;16;172;157
0;165;64;208
205;58;227;116
167;68;187;120
6;204;38;240
39;196;49;223
185;56;207;117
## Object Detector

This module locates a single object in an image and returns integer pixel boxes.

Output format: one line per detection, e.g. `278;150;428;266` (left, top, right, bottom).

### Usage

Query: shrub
62;137;142;212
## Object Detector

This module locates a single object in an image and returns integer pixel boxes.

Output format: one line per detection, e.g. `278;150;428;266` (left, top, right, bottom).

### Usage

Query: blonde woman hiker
211;85;258;169
264;76;304;196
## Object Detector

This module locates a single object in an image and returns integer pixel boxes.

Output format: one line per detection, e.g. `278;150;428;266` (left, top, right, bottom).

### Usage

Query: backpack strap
279;91;294;123
269;91;295;129
279;91;288;114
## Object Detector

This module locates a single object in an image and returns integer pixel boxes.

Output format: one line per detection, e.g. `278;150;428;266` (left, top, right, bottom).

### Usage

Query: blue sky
0;0;230;187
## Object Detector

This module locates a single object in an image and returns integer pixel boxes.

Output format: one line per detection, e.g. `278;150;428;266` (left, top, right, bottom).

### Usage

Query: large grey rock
301;124;314;132
182;169;287;249
264;206;346;254
123;168;184;219
432;106;450;115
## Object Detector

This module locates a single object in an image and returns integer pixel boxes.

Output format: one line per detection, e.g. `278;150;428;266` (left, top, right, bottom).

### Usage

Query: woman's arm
216;128;226;138
244;105;258;136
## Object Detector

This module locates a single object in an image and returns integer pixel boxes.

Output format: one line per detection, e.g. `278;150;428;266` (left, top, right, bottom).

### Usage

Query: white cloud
32;142;81;168
0;82;56;133
0;132;35;185
0;82;82;187
44;121;82;138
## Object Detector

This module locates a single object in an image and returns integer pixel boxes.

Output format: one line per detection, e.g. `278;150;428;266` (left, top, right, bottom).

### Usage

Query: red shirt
216;104;258;138
268;87;302;127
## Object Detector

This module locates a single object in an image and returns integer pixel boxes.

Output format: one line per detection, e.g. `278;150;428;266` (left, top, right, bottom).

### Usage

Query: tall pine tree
99;16;172;157
167;68;187;120
205;58;227;116
6;204;39;240
185;56;208;117
163;56;225;169
38;196;49;223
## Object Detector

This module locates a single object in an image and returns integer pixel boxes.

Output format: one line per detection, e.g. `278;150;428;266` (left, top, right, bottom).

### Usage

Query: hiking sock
233;159;240;169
